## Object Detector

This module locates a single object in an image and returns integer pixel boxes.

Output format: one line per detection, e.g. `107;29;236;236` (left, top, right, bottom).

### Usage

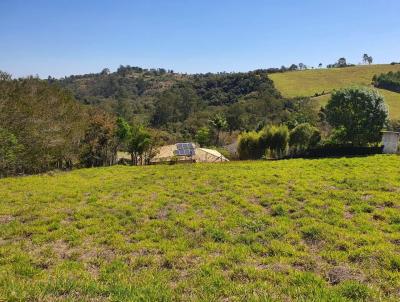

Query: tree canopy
325;87;387;146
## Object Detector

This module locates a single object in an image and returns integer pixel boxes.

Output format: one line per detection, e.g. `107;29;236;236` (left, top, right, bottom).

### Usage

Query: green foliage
326;87;388;146
127;125;152;165
209;114;228;146
80;110;117;167
195;127;211;147
0;76;86;174
238;125;289;160
0;128;23;177
289;123;321;154
261;125;289;159
237;131;264;160
116;117;131;144
57;68;283;138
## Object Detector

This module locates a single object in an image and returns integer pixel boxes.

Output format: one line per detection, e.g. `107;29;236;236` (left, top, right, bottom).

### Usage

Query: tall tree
209;114;228;146
337;58;347;67
0;128;23;177
195;127;211;147
325;87;387;146
0;76;85;173
80;110;117;167
363;53;369;64
127;125;151;165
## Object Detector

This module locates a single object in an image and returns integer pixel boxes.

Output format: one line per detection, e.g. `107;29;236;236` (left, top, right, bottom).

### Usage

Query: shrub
195;126;211;147
238;125;289;160
289;123;321;154
237;131;264;160
261;125;289;159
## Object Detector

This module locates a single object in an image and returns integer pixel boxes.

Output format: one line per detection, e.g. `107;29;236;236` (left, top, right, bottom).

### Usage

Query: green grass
270;64;400;119
1;156;400;301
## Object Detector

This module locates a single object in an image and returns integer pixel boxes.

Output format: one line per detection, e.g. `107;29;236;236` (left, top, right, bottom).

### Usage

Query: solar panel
176;143;194;150
175;142;195;156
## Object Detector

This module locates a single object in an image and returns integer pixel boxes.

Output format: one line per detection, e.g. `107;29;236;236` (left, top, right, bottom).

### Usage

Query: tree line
237;86;388;159
0;63;390;177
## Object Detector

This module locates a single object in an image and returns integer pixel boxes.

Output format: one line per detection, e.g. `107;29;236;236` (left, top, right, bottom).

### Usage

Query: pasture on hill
1;156;400;301
270;64;400;119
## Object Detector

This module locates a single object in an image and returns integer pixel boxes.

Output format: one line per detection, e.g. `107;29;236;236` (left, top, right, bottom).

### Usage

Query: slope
1;156;399;301
270;64;400;119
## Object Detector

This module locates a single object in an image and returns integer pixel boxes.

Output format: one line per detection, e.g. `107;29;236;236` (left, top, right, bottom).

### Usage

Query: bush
237;131;263;160
261;125;289;159
289;123;321;154
237;125;289;160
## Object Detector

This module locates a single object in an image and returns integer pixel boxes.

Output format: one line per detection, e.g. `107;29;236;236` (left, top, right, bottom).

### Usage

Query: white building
381;131;400;154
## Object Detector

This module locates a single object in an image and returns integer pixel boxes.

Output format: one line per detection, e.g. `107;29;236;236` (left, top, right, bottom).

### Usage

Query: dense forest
373;71;400;93
56;66;317;139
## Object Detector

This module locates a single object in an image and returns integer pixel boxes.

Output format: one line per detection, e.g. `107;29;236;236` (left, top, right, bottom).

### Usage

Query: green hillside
270;64;400;119
1;156;400;301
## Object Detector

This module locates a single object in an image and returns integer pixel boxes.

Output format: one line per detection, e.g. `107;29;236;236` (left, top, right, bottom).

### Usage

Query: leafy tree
318;63;323;68
0;70;11;81
337;58;347;67
289;64;298;71
298;63;305;70
116;117;131;149
209;114;228;146
195;127;211;147
362;54;373;65
363;54;369;64
225;102;245;132
0;128;23;177
101;68;110;75
325;87;387;146
80;110;117;167
127;125;151;165
0;76;85;173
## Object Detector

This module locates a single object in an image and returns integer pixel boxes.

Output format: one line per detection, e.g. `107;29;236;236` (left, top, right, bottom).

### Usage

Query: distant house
381;131;400;154
151;143;229;164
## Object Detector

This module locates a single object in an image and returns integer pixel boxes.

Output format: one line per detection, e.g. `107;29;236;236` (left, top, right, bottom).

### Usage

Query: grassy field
269;64;400;119
1;156;400;301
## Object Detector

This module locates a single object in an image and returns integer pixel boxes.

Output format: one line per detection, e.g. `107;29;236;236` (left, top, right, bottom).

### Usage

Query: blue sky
1;0;399;78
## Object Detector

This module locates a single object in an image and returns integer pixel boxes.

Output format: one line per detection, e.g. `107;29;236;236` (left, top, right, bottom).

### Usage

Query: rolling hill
1;156;399;301
270;64;400;119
